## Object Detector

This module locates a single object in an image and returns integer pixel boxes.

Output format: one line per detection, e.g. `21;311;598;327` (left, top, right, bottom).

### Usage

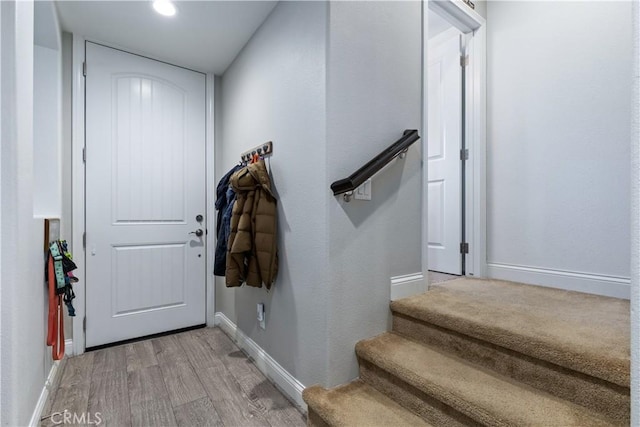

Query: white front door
85;42;206;347
428;30;463;275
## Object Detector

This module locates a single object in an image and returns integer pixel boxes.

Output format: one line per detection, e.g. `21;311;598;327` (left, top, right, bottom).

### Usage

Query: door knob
189;229;204;237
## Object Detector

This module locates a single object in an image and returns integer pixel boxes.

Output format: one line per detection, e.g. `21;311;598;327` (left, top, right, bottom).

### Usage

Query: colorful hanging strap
49;241;67;294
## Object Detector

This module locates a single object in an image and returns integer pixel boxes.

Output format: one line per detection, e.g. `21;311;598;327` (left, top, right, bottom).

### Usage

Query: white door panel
85;43;206;347
428;32;462;275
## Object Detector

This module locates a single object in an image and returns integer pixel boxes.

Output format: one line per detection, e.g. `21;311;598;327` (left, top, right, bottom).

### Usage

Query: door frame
422;0;486;283
71;35;215;355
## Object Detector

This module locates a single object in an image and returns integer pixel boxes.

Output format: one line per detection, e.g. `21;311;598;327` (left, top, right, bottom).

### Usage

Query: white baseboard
390;273;426;301
486;263;630;299
65;339;73;356
29;360;61;427
214;312;307;411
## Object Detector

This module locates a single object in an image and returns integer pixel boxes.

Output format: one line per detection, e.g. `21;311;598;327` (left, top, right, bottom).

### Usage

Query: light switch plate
354;179;372;201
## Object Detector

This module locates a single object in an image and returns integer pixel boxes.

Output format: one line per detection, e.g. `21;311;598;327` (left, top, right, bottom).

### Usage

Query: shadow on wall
339;144;421;227
233;162;299;377
268;161;292;235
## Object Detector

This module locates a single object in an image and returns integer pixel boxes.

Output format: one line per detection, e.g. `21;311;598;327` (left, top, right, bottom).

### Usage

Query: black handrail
330;129;420;196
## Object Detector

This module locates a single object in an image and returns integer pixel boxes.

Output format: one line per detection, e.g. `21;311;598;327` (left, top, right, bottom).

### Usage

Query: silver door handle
189;229;204;237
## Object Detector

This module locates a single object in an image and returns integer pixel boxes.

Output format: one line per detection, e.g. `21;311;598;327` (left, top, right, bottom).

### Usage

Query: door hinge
83;316;86;332
460;148;469;161
460;242;469;254
460;55;469;67
82;232;86;249
82;147;86;163
83;62;87;77
462;0;475;10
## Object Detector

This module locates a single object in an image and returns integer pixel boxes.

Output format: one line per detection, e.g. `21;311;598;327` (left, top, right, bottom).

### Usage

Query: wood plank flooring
40;327;306;427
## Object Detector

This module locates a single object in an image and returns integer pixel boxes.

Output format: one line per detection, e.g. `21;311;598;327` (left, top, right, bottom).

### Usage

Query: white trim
421;0;430;289
77;36;207;74
390;273;427;301
65;339;73;357
466;23;487;278
422;0;487;280
429;0;485;33
214;312;307;412
486;263;630;299
28;361;61;427
206;73;216;327
72;36;214;351
71;34;86;356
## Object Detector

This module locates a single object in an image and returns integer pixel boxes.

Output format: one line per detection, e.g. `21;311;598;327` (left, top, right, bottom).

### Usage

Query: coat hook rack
241;141;273;164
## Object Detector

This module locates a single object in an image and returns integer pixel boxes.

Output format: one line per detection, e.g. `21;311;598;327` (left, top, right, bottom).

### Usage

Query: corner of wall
629;2;639;424
217;0;329;389
325;0;423;387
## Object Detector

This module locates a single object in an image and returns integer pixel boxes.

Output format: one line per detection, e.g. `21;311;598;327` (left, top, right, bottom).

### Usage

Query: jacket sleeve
214;188;236;277
225;192;245;287
252;189;278;289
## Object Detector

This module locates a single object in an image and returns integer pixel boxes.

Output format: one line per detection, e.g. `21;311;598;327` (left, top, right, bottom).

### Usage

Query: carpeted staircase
303;278;630;426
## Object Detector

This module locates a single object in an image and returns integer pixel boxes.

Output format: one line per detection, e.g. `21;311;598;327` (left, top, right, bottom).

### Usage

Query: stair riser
358;359;485;427
307;408;330;427
393;313;630;424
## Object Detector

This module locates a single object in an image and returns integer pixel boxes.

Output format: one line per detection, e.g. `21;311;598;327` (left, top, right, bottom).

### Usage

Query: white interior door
428;30;463;275
85;42;206;347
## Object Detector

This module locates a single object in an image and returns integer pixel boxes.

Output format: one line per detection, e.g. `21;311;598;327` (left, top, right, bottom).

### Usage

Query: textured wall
487;1;632;288
217;1;329;387
473;0;486;19
0;1;48;424
217;0;422;388
631;1;639;423
33;44;61;218
325;0;422;386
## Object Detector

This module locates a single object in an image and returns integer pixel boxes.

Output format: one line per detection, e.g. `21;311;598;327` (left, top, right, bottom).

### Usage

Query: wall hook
240;141;274;163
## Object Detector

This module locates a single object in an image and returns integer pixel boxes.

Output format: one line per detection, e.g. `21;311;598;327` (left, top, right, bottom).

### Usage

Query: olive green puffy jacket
225;160;278;289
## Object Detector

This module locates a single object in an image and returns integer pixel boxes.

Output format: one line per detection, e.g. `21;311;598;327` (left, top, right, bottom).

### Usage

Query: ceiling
55;1;278;74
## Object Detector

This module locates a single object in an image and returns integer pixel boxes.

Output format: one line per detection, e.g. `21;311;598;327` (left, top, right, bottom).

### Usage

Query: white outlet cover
354;179;372;201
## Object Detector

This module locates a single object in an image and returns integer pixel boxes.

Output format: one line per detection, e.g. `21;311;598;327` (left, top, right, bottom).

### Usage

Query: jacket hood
230;160;275;199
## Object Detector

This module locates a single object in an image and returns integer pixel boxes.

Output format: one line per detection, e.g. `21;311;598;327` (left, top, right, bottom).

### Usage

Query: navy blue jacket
214;165;242;276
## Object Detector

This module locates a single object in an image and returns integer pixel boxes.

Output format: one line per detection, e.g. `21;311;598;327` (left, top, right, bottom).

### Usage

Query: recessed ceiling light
153;0;176;17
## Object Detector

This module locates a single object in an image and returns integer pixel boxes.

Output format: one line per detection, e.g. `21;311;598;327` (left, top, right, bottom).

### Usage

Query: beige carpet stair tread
390;278;629;386
303;380;433;427
356;332;618;426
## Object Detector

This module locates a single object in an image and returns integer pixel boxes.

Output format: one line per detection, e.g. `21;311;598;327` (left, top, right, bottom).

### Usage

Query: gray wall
217;0;422;388
631;3;639;423
487;2;632;288
1;1;48;424
217;1;329;387
61;31;73;339
325;0;422;386
33;44;61;218
474;0;486;19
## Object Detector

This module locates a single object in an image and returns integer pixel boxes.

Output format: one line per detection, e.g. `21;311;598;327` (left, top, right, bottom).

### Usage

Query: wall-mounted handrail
330;129;420;197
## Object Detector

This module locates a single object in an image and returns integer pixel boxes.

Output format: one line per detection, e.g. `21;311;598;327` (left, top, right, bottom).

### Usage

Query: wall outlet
257;303;265;329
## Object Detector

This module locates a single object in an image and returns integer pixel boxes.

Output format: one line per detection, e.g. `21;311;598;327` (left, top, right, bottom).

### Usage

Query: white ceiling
55;0;278;74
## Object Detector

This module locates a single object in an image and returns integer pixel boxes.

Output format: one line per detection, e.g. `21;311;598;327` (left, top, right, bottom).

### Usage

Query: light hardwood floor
40;327;306;427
